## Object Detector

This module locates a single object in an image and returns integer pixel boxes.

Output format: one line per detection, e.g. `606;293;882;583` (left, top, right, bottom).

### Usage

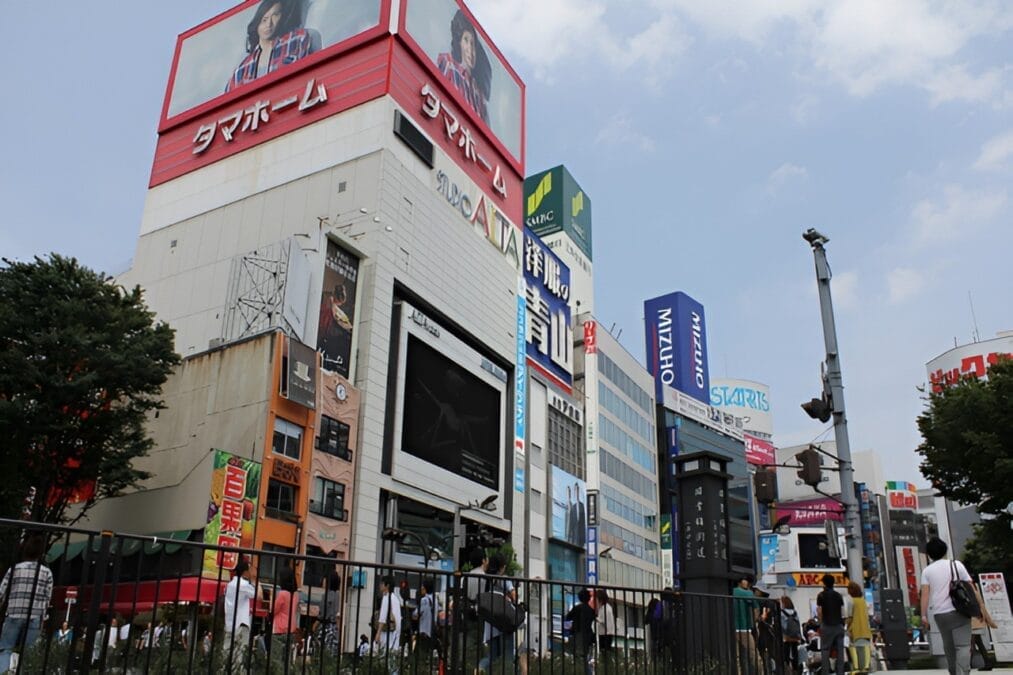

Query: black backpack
476;579;526;634
782;609;802;642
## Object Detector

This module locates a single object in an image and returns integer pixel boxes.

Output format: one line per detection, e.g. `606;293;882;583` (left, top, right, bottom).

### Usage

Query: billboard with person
165;0;382;119
550;465;587;548
404;0;523;161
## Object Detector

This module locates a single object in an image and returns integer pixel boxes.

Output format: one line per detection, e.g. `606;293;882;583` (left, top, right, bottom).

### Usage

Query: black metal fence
0;518;788;674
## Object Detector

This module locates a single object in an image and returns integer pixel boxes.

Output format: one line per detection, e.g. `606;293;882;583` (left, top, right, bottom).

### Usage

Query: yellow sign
526;172;552;216
793;572;848;587
572;191;584;218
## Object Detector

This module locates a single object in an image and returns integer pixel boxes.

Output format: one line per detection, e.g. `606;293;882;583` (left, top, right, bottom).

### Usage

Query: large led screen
167;0;381;118
405;0;522;160
401;335;501;489
550;465;586;548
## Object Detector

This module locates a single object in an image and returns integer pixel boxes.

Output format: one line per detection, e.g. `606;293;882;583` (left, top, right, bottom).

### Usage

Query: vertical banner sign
523;227;573;392
203;451;262;578
514;275;527;486
317;240;360;378
644;291;710;403
660;514;674;587
666;425;681;584
282;338;318;409
583;321;597;354
978;573;1013;661
760;533;779;585
586;525;598;584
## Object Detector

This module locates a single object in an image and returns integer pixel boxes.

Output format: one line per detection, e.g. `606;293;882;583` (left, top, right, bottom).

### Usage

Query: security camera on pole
801;228;862;584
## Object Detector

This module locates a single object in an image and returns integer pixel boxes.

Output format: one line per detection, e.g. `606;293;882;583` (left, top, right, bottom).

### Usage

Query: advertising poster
759;533;779;585
523;228;572;391
744;434;775;466
550;465;587;548
404;0;522;160
979;573;1013;661
775;497;844;526
167;0;381;118
514;275;527;463
202;450;262;578
317;239;360;378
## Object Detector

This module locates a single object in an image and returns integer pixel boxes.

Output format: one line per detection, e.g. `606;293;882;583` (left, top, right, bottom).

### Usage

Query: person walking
920;537;975;675
222;559;257;671
374;575;402;675
732;576;760;675
413;578;439;663
779;596;803;675
846;582;874;673
270;567;300;666
0;534;53;672
565;588;596;675
817;574;846;675
478;554;517;674
595;589;616;657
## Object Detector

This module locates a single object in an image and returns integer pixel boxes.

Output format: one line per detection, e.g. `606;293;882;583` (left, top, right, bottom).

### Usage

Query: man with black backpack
920;537;977;675
477;554;516;674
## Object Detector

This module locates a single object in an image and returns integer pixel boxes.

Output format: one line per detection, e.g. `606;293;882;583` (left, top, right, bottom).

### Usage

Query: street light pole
803;228;862;583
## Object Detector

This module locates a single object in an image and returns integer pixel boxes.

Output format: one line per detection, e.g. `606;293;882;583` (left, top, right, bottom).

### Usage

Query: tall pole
804;229;862;583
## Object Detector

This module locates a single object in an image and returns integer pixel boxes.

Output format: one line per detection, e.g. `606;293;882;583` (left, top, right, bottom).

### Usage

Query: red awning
55;576;229;616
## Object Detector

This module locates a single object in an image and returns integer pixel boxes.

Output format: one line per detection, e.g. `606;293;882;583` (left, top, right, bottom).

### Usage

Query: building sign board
775;497;845;526
202;450;261;578
710;378;773;437
433;164;520;269
281;338;317;409
979;573;1013;661
523;166;593;261
744;434;775;466
317;240;360;378
926;336;1013;393
514;276;527;459
524;228;572;392
644;291;710;403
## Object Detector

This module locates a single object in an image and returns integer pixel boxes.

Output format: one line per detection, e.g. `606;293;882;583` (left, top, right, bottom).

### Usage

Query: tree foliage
0;254;179;527
916;358;1013;517
962;518;1013;585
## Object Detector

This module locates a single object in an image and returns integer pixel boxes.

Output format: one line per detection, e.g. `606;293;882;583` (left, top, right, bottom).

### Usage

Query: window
547;409;583;478
303;544;339;589
258;543;293;582
265;479;297;518
317;415;351;460
309;477;347;521
273;418;303;460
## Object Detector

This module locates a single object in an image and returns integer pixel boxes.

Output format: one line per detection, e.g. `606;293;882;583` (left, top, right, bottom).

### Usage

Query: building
80;0;528;639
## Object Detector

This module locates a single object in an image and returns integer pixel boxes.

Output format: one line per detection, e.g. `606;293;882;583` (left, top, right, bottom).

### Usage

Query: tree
916;358;1013;518
961;519;1013;588
0;254;179;529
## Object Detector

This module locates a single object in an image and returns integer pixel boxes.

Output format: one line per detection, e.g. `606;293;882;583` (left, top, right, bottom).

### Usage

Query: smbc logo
572;191;584;218
526;172;552;216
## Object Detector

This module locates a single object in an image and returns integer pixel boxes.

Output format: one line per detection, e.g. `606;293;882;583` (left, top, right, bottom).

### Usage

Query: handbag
948;560;981;619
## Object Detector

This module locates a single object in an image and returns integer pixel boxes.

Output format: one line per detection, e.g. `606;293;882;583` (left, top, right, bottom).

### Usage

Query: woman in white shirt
595;589;616;656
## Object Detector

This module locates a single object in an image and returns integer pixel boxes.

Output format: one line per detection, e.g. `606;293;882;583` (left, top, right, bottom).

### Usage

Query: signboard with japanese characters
926;335;1013;393
202;450;262;578
524;228;573;393
978;573;1013;661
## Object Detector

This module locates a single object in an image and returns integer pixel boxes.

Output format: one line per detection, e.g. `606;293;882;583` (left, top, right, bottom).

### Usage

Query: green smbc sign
523;165;593;261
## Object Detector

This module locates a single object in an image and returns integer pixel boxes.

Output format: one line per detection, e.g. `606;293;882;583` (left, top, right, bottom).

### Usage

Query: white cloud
767;162;808;192
595;113;657;153
655;0;820;44
974;129;1013;170
910;184;1007;244
923;65;1004;106
887;267;925;304
831;270;860;311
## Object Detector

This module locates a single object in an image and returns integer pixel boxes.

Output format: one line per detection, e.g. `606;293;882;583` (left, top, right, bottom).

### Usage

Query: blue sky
3;2;1011;488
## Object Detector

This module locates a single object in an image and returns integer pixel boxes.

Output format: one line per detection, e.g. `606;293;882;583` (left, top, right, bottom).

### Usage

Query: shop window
273;418;302;460
258;543;294;582
265;479;297;519
303;544;339;589
309;478;347;521
317;416;351;461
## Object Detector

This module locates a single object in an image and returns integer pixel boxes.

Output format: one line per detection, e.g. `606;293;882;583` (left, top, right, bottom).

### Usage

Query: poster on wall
202;450;262;578
166;0;382;118
759;533;778;585
404;0;522;160
550;465;587;547
317;239;360;378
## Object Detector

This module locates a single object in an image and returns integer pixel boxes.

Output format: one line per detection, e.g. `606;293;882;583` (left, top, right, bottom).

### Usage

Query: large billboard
775;497;843;526
317;239;360;378
523;228;572;392
404;0;523;162
710;379;773;437
550;465;586;548
202;450;262;578
645;292;710;403
523;166;593;261
165;0;382;120
926;334;1013;393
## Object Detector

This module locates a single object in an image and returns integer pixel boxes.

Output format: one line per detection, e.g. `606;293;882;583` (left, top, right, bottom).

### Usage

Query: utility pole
803;228;862;583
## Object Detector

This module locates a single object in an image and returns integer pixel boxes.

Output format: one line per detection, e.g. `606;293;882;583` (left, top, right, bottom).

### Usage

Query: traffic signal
796;447;822;487
801;394;832;423
753;469;778;505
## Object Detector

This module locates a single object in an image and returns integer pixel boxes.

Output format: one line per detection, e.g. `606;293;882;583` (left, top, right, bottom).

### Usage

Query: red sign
744;434;775;466
583;321;597;354
929;350;1012;392
65;587;78;601
776;497;843;526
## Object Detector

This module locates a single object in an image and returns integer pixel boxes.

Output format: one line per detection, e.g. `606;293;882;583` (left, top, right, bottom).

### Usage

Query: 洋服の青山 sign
776;497;843;526
523;228;572;392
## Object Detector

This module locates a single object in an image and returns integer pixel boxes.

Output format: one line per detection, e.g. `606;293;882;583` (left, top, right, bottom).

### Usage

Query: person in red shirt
270;566;301;665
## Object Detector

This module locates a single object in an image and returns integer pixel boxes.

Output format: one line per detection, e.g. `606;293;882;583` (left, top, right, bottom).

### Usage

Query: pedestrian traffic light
796;447;822;487
752;469;778;505
801;394;832;423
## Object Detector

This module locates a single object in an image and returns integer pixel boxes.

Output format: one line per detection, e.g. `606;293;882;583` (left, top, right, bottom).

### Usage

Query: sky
2;1;1011;490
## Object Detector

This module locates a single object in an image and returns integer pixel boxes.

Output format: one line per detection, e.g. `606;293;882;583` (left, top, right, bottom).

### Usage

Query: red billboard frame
395;0;525;174
157;0;394;134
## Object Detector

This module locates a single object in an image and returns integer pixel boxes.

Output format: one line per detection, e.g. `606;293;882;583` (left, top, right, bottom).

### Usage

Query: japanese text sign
524;228;572;392
203;450;261;578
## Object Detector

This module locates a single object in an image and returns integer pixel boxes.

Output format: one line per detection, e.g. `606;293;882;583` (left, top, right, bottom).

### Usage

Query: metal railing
0;518;788;674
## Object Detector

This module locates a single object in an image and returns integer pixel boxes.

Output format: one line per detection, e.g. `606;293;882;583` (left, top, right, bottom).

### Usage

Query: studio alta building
79;0;529;634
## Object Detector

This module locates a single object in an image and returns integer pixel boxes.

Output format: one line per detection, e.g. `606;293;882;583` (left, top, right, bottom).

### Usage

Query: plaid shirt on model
0;561;53;620
225;29;314;93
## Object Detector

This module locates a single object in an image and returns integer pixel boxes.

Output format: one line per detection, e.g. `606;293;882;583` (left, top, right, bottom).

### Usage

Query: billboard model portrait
405;0;522;160
168;0;381;118
551;465;586;548
317;240;359;378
